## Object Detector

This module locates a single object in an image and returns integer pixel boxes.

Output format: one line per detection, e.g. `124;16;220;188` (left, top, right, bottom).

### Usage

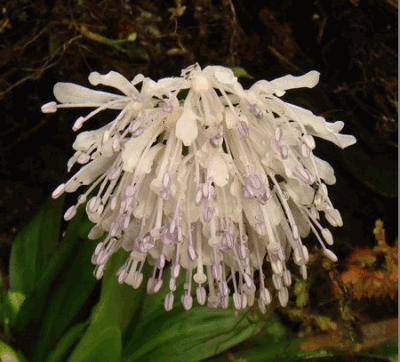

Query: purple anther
188;244;197;261
237;120;249;137
93;264;105;280
117;265;128;284
142;234;156;252
158;254;166;269
202;205;215;222
248;103;261;117
164;292;174;311
153;279;163;294
210;133;223;148
272;274;283;290
280;145;288;159
233;292;241;310
195;188;203;205
243;273;254;289
238;243;248;260
283;270;292;286
248;174;262;190
132;272;143;288
181;293;193;310
122;215;130;230
77;152;90;164
242;183;255;198
172;264;181;279
224;233;235;249
196;286;206;305
169;277;177;292
161;226;176;246
278;247;286;261
260;288;272;305
257;188;270;205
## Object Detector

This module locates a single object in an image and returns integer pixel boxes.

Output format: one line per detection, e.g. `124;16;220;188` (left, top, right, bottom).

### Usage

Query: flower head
43;63;356;312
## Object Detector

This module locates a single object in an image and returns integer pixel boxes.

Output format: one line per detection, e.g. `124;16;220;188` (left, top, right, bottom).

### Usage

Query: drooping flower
42;64;356;312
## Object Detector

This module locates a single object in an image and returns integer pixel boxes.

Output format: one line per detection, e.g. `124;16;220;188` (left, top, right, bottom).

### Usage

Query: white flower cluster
43;63;356;312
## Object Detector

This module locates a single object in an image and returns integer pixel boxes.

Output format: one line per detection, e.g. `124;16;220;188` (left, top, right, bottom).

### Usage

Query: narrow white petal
121;123;159;172
64;157;114;192
270;70;320;91
54;83;125;105
88;71;138;96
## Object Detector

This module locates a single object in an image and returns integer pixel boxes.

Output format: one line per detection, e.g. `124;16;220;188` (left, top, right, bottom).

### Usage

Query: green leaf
120;269;263;362
67;249;145;362
68;326;122;362
9;197;64;294
122;305;261;362
13;207;99;362
47;322;89;362
231;66;254;79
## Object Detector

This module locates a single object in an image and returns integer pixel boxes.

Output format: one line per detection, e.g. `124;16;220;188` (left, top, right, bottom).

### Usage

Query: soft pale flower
43;63;356;312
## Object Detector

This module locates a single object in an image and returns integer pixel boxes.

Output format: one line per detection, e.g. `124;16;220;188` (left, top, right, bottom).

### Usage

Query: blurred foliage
0;0;397;361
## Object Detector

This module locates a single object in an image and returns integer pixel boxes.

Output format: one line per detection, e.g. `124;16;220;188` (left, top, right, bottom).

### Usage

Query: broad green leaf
122;305;261;362
68;326;122;362
67;249;145;362
121;269;263;362
13;207;99;362
47;321;89;362
9;197;64;294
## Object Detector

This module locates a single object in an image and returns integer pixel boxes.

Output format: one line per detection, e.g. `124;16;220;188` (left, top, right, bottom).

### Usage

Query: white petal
287;199;311;238
313;156;336;185
224;109;237;129
270;70;320;91
139;143;164;174
121;123;158;172
209;154;229;187
249;80;285;97
286;104;357;149
54;83;125;105
72;124;109;151
175;106;198;146
88;71;138;96
285;179;314;205
64;157;114;192
266;196;285;226
203;65;237;85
